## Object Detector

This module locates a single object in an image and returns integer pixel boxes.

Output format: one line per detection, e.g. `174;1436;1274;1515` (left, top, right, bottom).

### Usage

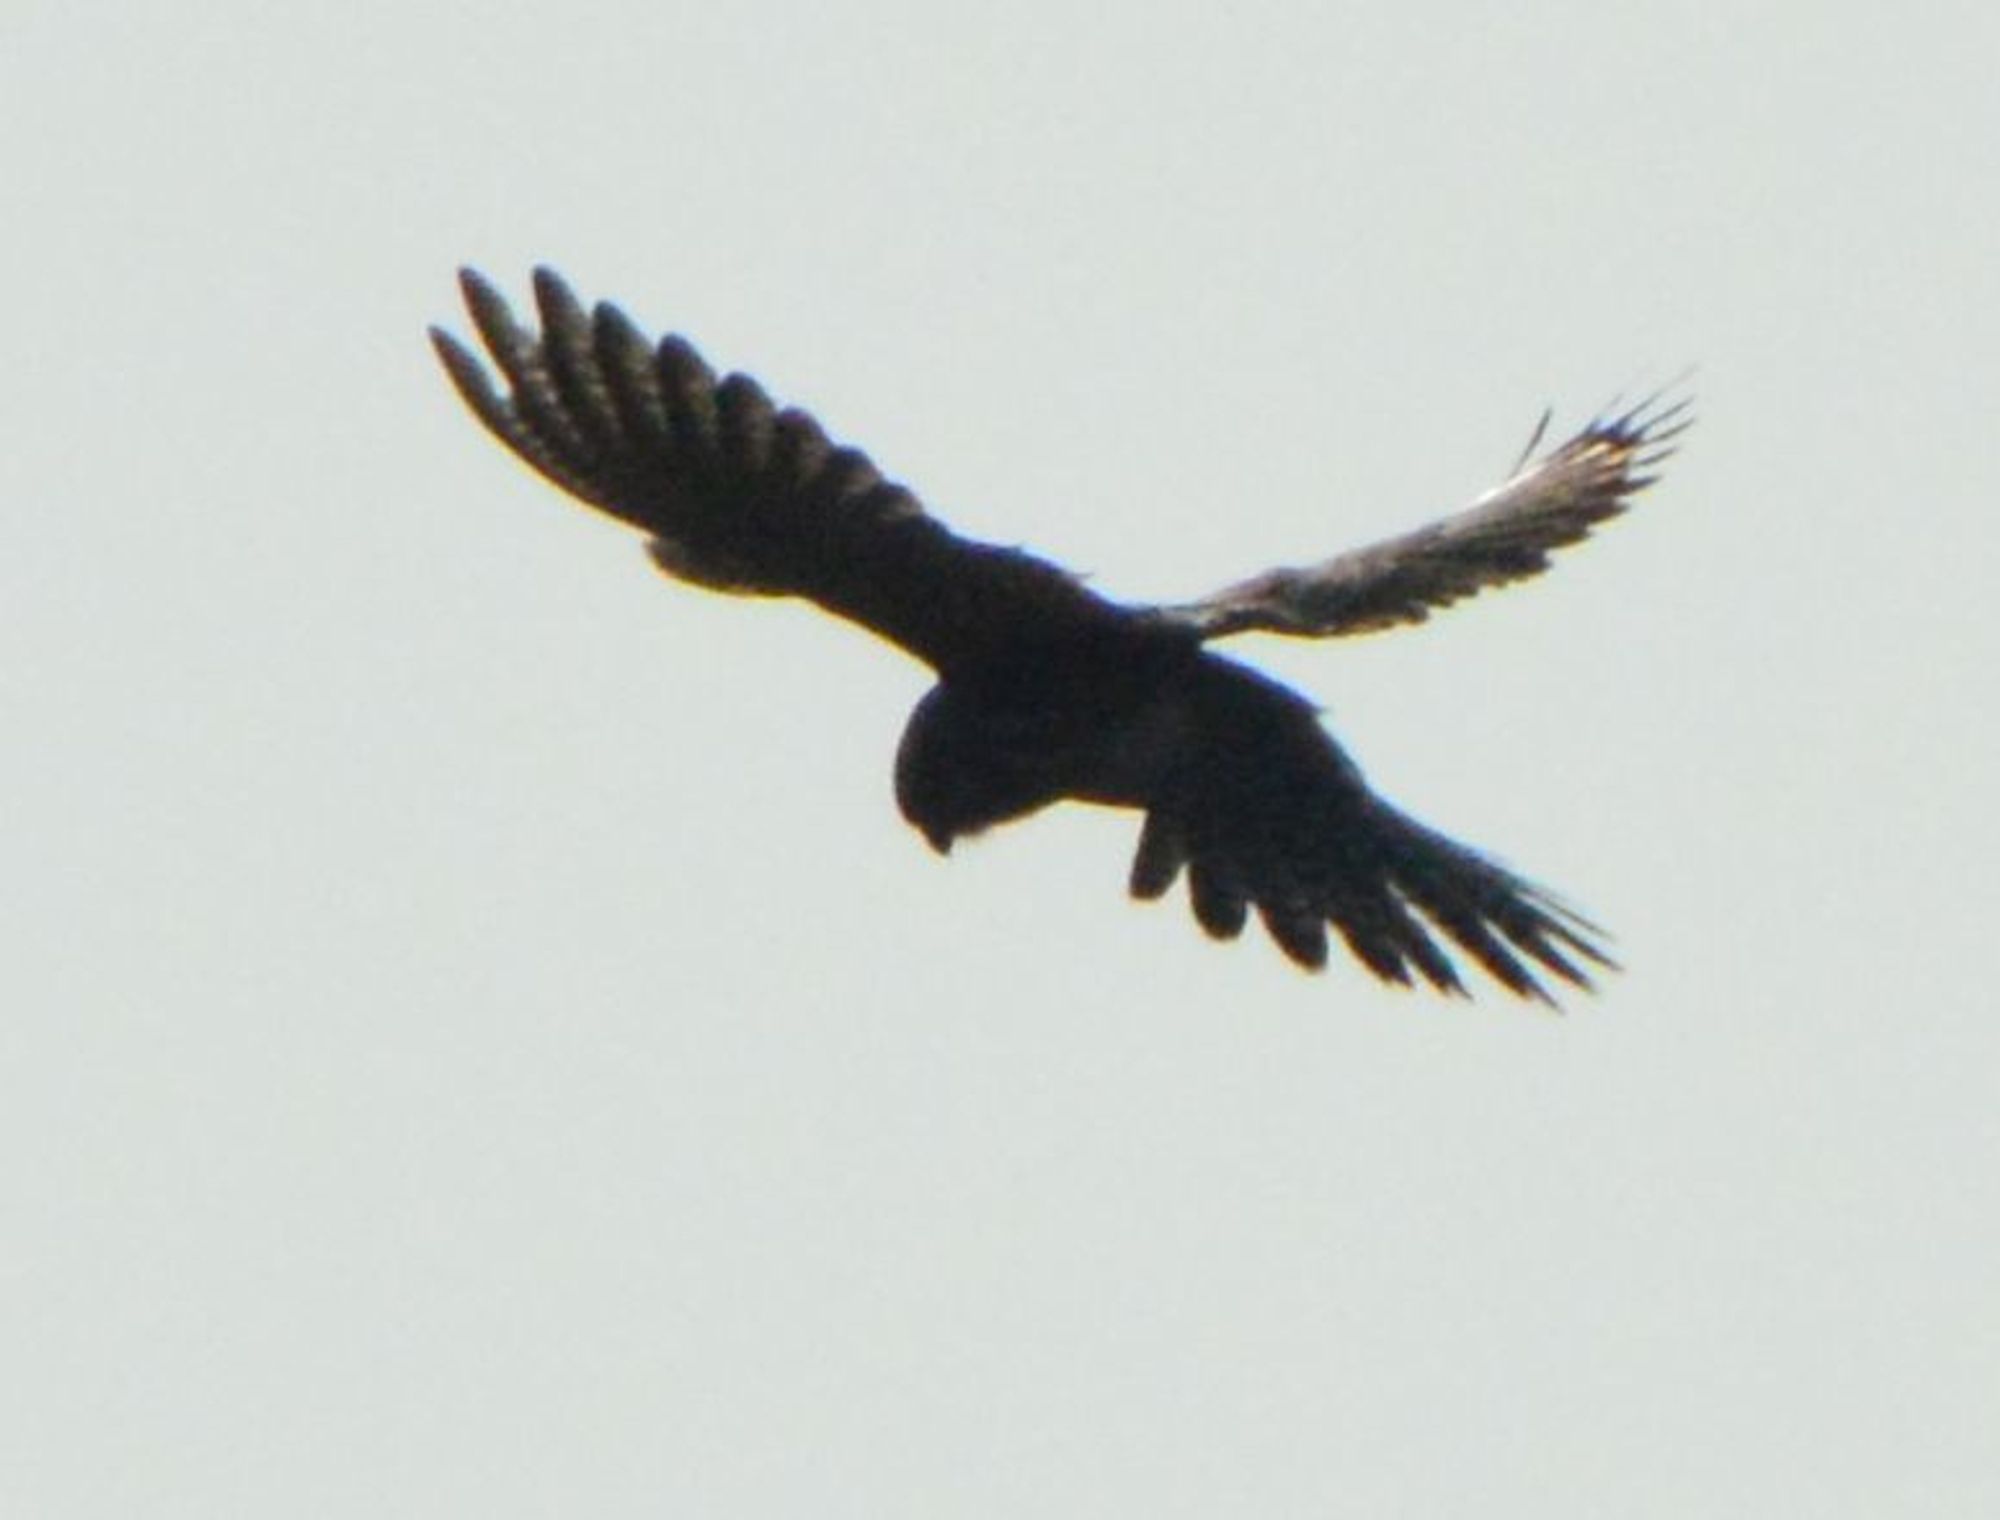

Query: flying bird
432;267;1687;1002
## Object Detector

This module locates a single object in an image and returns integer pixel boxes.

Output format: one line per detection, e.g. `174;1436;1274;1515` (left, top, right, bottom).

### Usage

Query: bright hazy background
7;4;1996;1515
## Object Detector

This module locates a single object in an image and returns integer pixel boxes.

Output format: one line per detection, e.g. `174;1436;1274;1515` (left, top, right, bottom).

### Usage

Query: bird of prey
432;267;1686;1002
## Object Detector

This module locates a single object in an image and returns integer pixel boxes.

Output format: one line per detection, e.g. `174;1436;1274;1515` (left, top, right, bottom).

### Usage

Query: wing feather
432;267;1122;673
1163;394;1690;641
1132;656;1612;1001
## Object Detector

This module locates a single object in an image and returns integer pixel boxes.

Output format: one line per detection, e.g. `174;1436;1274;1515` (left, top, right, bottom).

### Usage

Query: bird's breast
1061;686;1195;810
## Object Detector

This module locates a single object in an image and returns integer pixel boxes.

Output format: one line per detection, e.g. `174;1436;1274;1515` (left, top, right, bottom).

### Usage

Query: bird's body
433;267;1687;1001
894;621;1200;833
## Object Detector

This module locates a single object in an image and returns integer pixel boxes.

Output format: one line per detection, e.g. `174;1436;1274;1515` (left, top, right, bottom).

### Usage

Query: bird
431;266;1687;1002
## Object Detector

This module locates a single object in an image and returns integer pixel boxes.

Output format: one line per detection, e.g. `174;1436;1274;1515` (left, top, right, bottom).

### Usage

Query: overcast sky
6;3;1996;1515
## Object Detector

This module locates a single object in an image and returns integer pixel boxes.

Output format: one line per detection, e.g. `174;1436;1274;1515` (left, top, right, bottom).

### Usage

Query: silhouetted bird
433;268;1686;1000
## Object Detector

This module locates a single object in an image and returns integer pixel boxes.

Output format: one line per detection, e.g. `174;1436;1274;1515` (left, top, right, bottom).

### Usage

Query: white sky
6;3;1997;1515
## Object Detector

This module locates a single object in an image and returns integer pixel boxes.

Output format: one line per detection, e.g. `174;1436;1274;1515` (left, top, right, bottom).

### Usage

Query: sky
6;3;1997;1515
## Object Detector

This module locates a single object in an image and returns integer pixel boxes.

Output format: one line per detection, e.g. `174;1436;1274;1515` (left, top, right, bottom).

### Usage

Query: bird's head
894;682;1070;855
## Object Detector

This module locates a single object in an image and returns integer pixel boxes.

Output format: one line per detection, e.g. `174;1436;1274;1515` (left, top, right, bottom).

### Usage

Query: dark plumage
433;267;1687;1001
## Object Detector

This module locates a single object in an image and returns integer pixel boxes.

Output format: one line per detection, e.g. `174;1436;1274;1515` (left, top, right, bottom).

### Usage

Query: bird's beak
920;823;954;856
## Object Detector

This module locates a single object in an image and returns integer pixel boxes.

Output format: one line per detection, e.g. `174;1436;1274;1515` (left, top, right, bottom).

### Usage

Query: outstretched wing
1160;394;1690;641
1129;655;1611;1002
432;267;1124;673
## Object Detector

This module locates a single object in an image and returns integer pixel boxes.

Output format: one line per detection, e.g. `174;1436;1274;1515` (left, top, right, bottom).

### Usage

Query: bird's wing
432;267;1124;674
1128;656;1611;1001
1157;394;1689;641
